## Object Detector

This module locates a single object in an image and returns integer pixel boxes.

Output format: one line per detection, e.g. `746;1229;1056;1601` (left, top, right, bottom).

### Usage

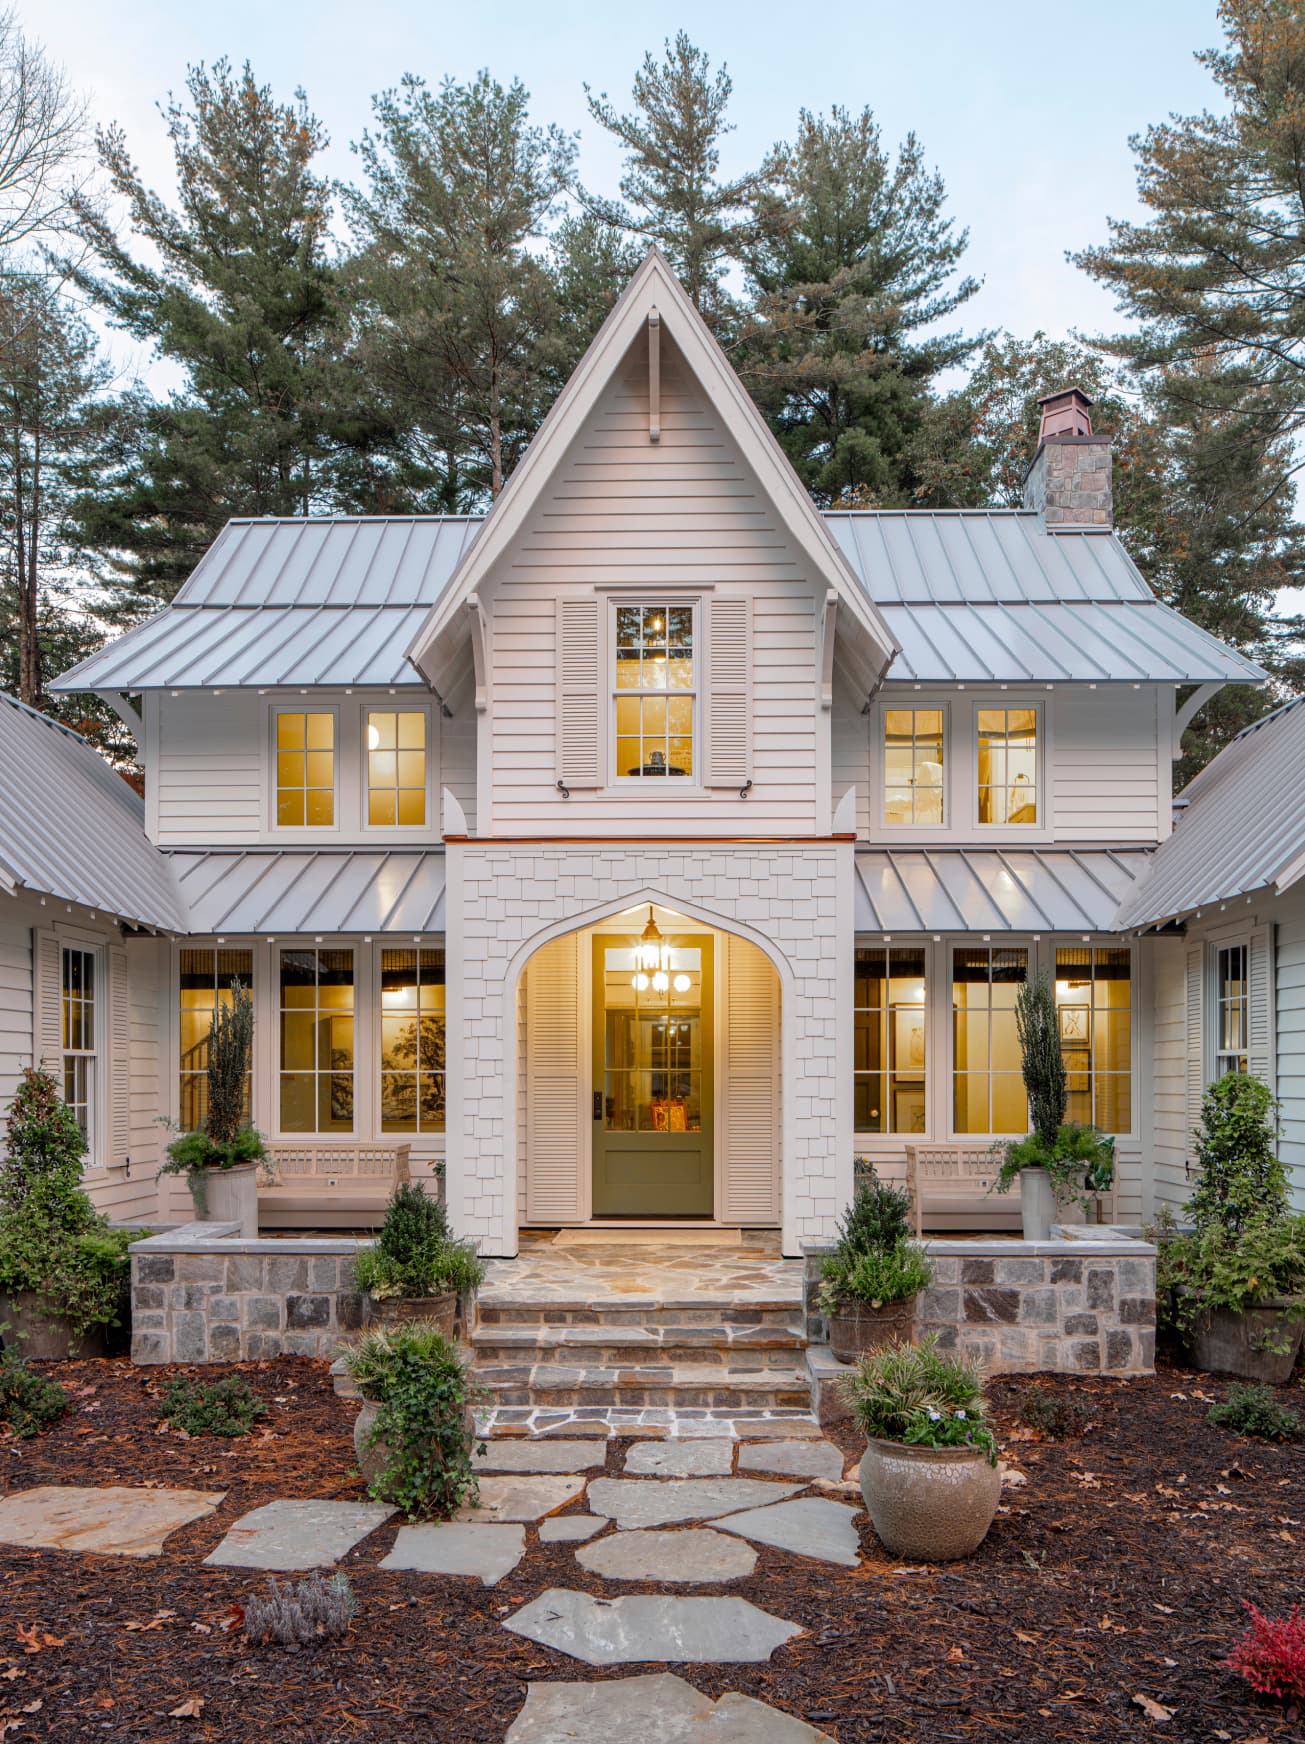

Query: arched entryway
513;902;783;1231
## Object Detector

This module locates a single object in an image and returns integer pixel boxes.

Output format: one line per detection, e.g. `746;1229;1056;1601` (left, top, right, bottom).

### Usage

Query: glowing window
367;711;427;828
613;605;694;779
883;709;944;824
977;708;1038;825
276;712;334;827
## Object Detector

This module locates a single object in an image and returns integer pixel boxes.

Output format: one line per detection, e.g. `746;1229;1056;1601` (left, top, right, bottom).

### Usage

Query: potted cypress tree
158;980;264;1234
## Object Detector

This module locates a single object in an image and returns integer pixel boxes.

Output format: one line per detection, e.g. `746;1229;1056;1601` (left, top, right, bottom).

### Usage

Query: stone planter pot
1190;1300;1305;1384
0;1292;106;1361
352;1396;476;1491
191;1162;258;1237
859;1436;1001;1562
365;1291;458;1343
1019;1167;1056;1242
828;1295;917;1365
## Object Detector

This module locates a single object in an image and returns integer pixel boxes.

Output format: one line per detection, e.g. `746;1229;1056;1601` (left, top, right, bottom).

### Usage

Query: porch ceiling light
632;906;670;988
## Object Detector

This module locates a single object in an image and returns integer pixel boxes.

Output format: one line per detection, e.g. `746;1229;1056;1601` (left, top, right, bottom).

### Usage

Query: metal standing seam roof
0;693;185;930
52;509;1267;694
1114;696;1305;930
166;851;447;935
854;847;1153;934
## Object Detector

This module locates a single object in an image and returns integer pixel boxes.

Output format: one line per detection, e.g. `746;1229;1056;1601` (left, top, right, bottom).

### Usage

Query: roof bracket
1173;681;1223;759
647;309;661;444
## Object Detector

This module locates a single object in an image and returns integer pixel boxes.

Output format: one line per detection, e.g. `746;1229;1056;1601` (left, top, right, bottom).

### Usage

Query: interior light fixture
673;973;691;993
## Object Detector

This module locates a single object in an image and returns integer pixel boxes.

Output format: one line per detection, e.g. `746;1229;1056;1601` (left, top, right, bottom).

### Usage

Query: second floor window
977;707;1038;825
1214;943;1249;1076
883;709;944;824
614;604;694;779
367;711;427;827
276;711;334;827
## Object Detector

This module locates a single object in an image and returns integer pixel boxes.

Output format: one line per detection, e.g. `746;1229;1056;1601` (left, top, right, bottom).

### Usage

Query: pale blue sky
35;0;1225;381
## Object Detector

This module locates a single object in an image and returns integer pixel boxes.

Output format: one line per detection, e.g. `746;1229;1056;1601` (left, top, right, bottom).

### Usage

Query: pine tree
60;60;348;597
581;33;766;323
736;106;980;506
345;70;575;502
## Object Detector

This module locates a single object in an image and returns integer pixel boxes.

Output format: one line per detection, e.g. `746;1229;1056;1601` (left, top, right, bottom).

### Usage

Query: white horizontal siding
0;913;32;1116
831;669;869;837
1149;935;1190;1212
1276;891;1305;1210
155;692;261;844
1051;686;1164;843
486;336;820;835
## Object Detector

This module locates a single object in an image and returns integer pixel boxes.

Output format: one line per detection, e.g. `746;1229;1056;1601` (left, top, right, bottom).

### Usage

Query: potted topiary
352;1182;485;1342
819;1168;933;1363
338;1321;483;1518
158;980;265;1233
1154;1075;1305;1381
990;975;1115;1238
0;1068;143;1358
844;1333;1001;1562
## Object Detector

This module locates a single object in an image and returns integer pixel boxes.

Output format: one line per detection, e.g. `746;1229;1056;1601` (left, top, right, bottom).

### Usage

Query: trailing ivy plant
159;1375;268;1437
340;1322;484;1520
0;1067;141;1345
158;980;266;1213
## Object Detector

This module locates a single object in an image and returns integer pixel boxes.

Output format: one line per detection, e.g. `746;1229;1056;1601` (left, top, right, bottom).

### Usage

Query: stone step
474;1301;801;1332
469;1323;805;1369
471;1361;814;1412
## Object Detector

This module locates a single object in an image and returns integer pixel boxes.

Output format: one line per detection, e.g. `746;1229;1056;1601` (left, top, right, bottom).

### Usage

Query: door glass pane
602;945;703;1134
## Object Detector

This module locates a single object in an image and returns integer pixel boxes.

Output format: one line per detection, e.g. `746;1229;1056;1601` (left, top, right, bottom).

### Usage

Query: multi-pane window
275;711;334;827
977;708;1038;825
279;948;354;1132
613;604;694;779
61;947;96;1147
1215;943;1249;1076
883;710;945;825
1055;946;1132;1132
854;946;927;1133
179;949;254;1131
952;945;1029;1133
367;711;427;828
379;948;446;1132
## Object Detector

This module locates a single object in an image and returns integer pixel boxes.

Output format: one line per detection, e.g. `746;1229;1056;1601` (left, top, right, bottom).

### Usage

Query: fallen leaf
92;1696;115;1710
169;1696;204;1719
0;1668;21;1681
1014;1630;1039;1645
946;1646;965;1661
1132;1693;1174;1721
1153;1603;1174;1615
20;1701;41;1715
15;1625;64;1654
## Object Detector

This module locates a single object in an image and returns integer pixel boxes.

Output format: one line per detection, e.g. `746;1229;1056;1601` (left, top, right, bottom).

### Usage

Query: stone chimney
1021;385;1112;529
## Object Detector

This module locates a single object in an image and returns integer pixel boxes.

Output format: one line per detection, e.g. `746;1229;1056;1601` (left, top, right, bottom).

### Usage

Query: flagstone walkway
0;1432;868;1741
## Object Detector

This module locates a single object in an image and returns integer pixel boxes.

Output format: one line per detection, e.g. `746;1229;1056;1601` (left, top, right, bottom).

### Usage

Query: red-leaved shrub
1226;1602;1305;1701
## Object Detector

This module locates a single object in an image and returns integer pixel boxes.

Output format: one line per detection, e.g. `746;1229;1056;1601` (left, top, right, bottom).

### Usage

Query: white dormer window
613;604;695;780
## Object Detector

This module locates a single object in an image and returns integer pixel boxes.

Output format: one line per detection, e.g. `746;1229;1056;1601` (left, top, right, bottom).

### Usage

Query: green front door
591;933;713;1217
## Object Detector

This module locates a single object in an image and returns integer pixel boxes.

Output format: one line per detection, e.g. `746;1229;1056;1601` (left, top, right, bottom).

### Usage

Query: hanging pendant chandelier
632;905;670;991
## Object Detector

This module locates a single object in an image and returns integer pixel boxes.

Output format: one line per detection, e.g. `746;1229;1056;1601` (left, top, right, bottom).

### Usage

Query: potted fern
991;974;1114;1239
158;980;265;1233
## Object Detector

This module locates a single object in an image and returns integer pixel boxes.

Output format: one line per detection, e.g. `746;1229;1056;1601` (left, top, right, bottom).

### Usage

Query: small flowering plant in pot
820;1168;933;1364
843;1334;1001;1562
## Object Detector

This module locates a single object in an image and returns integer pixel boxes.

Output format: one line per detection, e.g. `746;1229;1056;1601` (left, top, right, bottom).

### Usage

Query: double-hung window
883;709;945;825
977;708;1038;825
275;711;335;827
179;948;254;1131
61;946;97;1149
1214;943;1249;1076
379;947;446;1132
613;604;695;780
366;710;427;828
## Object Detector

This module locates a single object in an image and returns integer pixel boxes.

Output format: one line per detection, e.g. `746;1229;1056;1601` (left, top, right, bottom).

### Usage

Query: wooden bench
258;1142;413;1230
900;1144;1115;1235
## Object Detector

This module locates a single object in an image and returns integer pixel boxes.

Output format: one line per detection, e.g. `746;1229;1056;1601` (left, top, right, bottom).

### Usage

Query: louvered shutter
33;929;62;1072
1248;924;1276;1090
556;597;602;789
524;934;585;1223
1185;942;1205;1156
106;941;132;1166
719;934;780;1224
705;595;752;788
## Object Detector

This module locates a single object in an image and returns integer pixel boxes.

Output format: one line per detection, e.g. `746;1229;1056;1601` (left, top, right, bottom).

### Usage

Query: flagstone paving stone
504;1587;803;1666
380;1522;525;1585
587;1477;801;1530
0;1485;224;1559
505;1673;835;1742
474;1440;607;1474
714;1497;861;1568
538;1515;609;1544
624;1440;734;1477
737;1439;845;1484
577;1528;756;1584
457;1474;588;1523
203;1499;395;1570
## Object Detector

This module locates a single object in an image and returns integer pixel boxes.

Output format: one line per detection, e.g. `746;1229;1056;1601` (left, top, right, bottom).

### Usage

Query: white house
3;251;1277;1253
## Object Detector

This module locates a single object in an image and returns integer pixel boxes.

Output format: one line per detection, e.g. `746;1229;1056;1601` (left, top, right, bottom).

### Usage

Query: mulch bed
0;1356;1302;1743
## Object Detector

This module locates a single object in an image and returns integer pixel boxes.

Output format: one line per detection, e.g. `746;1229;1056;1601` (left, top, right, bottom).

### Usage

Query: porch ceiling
853;847;1152;935
166;849;446;934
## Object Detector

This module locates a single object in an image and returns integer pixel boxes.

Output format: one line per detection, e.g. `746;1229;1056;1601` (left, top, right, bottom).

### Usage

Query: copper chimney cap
1036;385;1095;441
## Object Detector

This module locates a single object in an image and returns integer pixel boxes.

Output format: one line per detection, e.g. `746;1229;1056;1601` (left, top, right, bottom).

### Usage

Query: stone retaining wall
129;1224;366;1364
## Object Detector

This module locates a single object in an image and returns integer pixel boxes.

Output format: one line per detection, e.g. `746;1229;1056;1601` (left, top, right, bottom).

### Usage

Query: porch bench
903;1143;1009;1237
258;1142;413;1230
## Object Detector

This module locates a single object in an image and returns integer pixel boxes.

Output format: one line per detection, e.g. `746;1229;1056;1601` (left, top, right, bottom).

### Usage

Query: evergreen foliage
842;1334;998;1462
352;1182;484;1300
206;980;254;1150
1015;975;1065;1148
1188;1073;1287;1238
341;1322;483;1519
159;1374;267;1437
1207;1380;1301;1442
0;1346;68;1438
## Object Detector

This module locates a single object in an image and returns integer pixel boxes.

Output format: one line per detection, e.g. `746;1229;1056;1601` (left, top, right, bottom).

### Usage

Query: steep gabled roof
404;248;898;691
1115;695;1305;930
0;694;184;930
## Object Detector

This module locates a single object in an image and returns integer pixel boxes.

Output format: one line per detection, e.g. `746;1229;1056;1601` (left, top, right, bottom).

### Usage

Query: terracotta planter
190;1162;259;1236
859;1436;1001;1562
1190;1300;1305;1384
828;1295;917;1365
365;1291;458;1343
0;1292;106;1361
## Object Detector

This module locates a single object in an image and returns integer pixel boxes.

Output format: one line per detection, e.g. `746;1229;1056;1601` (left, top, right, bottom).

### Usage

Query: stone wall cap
130;1231;366;1256
923;1237;1156;1258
